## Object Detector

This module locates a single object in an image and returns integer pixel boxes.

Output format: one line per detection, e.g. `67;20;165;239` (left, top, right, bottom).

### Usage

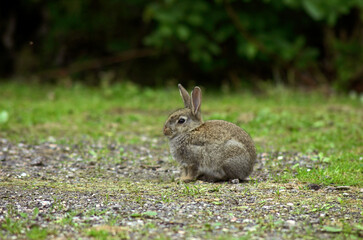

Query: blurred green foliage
1;0;362;90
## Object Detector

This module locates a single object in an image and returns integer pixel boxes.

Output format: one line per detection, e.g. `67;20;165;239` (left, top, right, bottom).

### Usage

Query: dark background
1;0;362;91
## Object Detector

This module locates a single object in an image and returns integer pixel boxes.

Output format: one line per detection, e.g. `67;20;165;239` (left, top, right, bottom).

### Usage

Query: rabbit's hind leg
197;166;227;182
222;157;253;180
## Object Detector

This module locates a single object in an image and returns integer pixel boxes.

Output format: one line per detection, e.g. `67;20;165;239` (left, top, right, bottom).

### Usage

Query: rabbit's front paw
180;164;198;182
180;175;196;183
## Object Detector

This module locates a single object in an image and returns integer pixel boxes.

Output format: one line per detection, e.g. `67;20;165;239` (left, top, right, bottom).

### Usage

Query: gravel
0;137;362;239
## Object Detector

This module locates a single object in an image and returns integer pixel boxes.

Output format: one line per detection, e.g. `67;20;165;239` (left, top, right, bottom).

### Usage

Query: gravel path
0;138;362;239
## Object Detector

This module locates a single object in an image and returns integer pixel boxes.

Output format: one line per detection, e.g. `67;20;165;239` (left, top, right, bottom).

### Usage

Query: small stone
111;205;121;210
242;219;252;223
342;192;349;196
307;183;320;190
286;203;294;207
325;186;336;191
0;154;6;161
285;220;296;227
245;225;257;231
335;186;350;191
30;157;44;166
230;179;240;184
67;172;75;179
49;144;58;149
88;161;96;166
310;218;320;224
40;200;51;207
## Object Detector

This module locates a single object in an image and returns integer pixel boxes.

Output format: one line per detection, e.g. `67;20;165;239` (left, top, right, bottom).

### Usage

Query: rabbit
163;84;256;182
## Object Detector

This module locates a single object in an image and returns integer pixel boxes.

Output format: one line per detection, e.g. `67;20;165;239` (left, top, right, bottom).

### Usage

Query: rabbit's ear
191;86;202;120
178;84;191;108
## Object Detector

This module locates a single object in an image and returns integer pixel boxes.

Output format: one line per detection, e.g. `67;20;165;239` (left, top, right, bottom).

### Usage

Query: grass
0;81;362;239
0;81;361;186
1;206;52;240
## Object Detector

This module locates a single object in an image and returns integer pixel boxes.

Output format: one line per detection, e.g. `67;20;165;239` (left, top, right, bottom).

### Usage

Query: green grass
1;206;52;240
0;81;362;186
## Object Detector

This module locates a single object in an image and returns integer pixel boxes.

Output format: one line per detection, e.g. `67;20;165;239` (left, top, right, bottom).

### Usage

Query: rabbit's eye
177;118;186;124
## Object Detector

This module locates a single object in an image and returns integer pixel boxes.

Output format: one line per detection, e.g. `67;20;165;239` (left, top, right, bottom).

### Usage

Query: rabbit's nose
163;126;171;136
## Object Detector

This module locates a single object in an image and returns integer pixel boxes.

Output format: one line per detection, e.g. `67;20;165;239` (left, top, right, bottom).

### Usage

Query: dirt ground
0;137;362;239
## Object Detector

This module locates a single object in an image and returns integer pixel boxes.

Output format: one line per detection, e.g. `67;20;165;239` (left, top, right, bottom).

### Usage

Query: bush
0;0;362;91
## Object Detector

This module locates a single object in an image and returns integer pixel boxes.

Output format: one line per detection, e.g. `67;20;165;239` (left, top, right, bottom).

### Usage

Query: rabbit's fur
163;84;256;182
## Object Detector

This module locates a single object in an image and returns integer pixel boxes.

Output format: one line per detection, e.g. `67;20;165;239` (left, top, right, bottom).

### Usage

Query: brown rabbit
163;84;256;182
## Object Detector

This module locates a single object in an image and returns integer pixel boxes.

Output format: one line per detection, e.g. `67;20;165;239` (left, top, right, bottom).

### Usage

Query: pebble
30;157;44;166
335;186;350;190
111;205;121;210
66;173;75;178
285;220;296;227
325;186;336;191
310;218;320;224
40;200;51;207
245;225;257;231
242;219;253;223
307;183;320;190
47;136;56;143
126;220;144;226
48;143;58;150
230;179;239;184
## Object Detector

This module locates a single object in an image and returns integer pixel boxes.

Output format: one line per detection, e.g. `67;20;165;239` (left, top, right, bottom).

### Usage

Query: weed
57;210;79;227
1;217;23;234
51;196;64;211
161;194;172;203
6;204;17;217
86;208;108;217
182;184;203;196
106;215;120;226
26;226;50;240
209;184;223;193
87;229;110;239
32;208;39;219
103;193;110;205
311;204;333;213
274;188;281;198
